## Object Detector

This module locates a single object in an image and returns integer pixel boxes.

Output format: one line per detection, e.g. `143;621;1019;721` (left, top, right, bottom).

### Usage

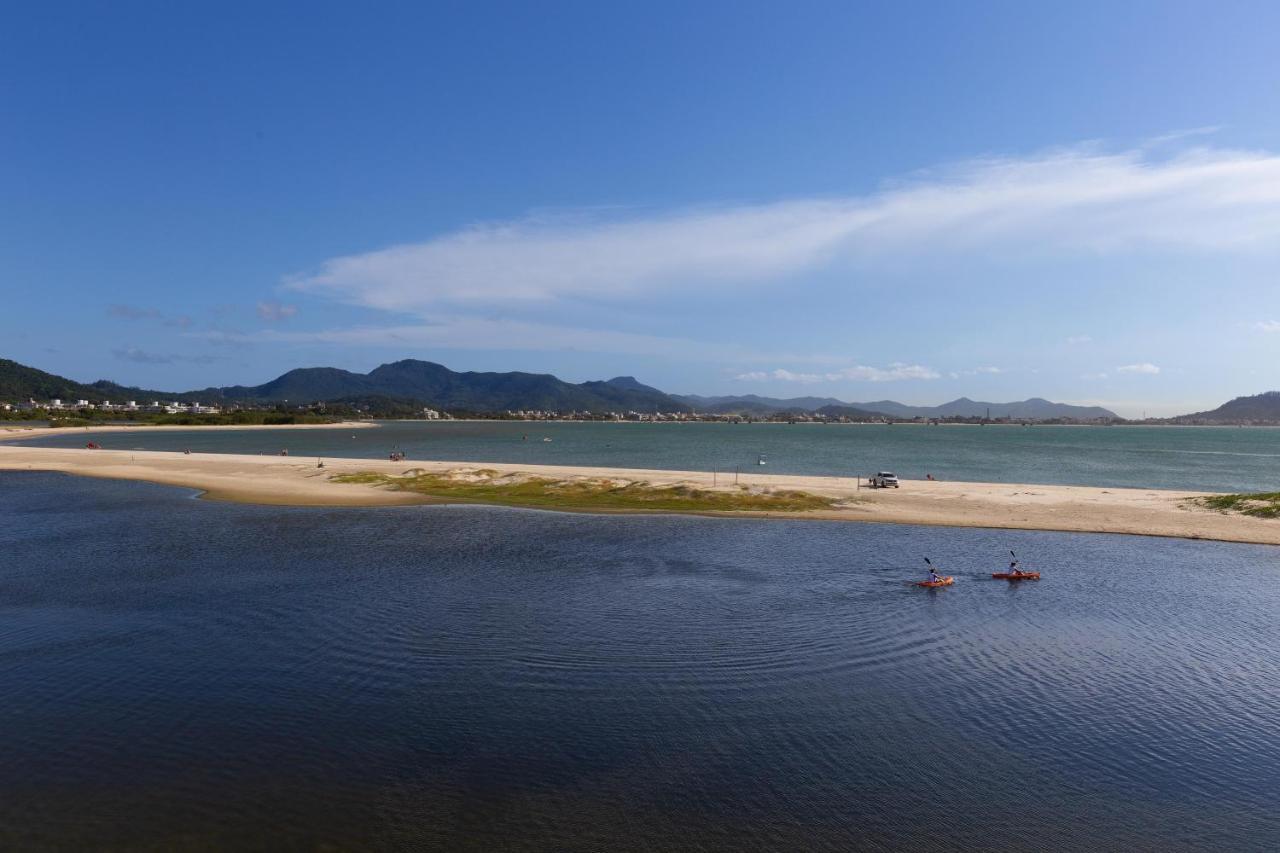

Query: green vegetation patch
330;469;836;513
1194;492;1280;519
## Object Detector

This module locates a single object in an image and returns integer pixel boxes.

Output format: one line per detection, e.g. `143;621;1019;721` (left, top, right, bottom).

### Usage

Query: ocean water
2;471;1279;850
13;421;1280;492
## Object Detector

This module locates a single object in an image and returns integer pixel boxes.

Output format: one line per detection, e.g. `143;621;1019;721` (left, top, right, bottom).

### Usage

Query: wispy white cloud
256;301;298;322
735;364;939;383
197;318;929;371
1254;319;1280;333
107;304;194;329
199;318;753;361
948;366;1004;378
1143;126;1223;147
113;347;223;365
1066;335;1093;345
1116;362;1161;375
287;143;1280;314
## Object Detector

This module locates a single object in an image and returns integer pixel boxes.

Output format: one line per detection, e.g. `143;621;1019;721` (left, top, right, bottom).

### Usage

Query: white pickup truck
871;471;900;488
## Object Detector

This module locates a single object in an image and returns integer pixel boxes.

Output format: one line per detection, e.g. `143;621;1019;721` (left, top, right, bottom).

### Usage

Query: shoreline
2;445;1277;545
0;420;378;441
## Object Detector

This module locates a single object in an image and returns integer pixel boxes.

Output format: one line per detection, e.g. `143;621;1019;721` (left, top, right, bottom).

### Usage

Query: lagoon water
3;471;1279;850
15;420;1280;492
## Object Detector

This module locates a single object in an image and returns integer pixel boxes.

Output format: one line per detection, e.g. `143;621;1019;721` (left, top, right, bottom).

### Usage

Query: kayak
992;571;1040;580
916;576;954;587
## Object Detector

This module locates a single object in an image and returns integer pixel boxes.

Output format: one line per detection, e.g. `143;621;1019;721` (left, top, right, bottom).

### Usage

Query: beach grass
1194;492;1280;519
330;468;837;513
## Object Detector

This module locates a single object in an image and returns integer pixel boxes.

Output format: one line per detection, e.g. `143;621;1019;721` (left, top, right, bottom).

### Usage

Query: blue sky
3;1;1280;416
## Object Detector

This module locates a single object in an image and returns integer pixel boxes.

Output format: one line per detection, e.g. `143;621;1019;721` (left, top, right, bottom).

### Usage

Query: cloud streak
107;304;193;328
287;143;1280;313
197;318;756;361
735;364;940;384
1116;362;1161;375
256;301;298;322
113;347;224;365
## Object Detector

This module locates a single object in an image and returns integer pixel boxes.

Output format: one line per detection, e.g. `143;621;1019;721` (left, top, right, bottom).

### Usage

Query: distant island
3;355;1280;425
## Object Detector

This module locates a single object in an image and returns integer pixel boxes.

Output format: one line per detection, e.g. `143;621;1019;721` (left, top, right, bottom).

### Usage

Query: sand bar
2;444;1277;545
0;420;377;441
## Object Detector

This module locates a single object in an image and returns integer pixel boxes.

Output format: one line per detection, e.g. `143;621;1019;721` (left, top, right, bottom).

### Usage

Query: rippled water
3;472;1279;850
15;421;1280;491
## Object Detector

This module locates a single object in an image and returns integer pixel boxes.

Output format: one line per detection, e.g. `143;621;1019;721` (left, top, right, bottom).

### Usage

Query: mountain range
0;358;690;414
674;392;1117;420
19;356;1280;422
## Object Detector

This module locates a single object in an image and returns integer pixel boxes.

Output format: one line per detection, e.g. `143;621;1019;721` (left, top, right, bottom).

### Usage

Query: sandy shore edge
0;420;378;441
1;444;1276;545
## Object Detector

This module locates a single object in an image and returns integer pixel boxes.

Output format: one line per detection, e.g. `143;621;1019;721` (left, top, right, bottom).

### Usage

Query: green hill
0;357;691;414
0;358;171;402
1177;391;1280;423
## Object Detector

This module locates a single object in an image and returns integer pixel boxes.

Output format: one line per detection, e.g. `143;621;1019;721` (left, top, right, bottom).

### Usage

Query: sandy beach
2;444;1276;545
0;420;377;440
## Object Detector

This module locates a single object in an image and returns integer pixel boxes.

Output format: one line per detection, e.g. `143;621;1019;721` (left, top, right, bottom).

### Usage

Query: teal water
14;421;1280;492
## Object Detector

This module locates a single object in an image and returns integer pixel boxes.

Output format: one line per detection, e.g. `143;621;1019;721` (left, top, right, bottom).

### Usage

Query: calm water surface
15;421;1280;491
2;472;1279;850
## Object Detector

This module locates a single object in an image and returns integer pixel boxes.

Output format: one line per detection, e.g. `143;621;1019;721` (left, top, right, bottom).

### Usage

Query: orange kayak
992;571;1040;580
916;576;954;587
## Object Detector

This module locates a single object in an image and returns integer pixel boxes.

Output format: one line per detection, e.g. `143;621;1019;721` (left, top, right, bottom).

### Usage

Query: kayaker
1008;558;1022;576
928;567;944;584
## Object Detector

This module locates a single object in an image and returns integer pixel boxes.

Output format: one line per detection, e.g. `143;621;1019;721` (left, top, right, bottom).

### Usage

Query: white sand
0;420;377;440
1;445;1276;545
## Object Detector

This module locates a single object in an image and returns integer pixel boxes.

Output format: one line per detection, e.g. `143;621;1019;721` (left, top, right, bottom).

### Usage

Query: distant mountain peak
605;376;646;390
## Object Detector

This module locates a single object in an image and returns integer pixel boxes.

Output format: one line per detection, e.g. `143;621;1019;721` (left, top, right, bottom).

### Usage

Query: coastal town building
2;398;221;415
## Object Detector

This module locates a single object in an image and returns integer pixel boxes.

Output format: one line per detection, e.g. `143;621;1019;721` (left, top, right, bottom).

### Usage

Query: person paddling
924;557;943;584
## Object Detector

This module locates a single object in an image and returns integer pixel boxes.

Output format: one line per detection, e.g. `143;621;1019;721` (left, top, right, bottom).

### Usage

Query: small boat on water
994;550;1038;580
757;454;767;465
917;557;951;587
917;576;954;588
